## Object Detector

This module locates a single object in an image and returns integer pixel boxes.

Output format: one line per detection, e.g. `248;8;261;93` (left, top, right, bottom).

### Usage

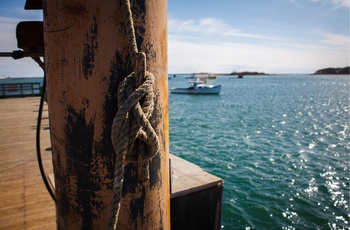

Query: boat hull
171;85;221;94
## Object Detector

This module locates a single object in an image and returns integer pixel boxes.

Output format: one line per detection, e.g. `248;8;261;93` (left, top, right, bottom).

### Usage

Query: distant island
229;71;266;76
314;66;349;75
172;67;349;77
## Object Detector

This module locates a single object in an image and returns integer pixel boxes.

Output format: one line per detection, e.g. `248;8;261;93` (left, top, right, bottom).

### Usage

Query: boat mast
43;0;170;228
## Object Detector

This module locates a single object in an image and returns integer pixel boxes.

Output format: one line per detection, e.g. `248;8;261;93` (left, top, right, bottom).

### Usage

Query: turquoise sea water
169;75;349;230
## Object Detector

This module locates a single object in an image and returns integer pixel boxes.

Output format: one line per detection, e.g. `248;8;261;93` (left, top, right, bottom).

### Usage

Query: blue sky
168;0;349;73
0;0;349;77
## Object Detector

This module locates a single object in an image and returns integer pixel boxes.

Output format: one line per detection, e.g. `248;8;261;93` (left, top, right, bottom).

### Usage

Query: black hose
36;74;56;203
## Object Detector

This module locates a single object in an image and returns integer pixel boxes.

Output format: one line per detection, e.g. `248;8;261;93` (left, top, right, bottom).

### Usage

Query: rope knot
109;0;160;229
109;61;159;230
111;69;159;171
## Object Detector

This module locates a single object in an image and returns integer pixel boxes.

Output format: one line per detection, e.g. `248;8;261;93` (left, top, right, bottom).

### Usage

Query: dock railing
0;82;42;98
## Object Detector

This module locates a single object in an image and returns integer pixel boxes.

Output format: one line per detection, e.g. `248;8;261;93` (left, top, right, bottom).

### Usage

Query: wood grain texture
0;97;56;229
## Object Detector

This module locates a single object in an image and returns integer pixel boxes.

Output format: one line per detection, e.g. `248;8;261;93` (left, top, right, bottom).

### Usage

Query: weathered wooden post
43;0;169;229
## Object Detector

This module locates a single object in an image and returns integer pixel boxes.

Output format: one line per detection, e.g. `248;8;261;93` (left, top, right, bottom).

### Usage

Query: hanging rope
121;0;138;67
108;0;160;229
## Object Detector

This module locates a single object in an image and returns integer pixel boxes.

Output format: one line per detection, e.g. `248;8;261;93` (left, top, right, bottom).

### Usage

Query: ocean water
0;77;44;97
168;75;349;230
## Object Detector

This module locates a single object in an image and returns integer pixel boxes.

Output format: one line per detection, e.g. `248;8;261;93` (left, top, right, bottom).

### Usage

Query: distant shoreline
170;73;349;77
170;66;350;76
313;66;349;75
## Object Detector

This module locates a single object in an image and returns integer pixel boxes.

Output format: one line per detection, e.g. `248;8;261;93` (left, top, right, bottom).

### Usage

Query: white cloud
169;17;240;36
307;0;350;8
288;0;350;8
319;32;350;49
332;0;350;7
169;18;292;42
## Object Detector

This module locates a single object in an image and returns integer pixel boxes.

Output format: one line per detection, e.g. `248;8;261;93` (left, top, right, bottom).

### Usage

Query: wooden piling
43;0;169;229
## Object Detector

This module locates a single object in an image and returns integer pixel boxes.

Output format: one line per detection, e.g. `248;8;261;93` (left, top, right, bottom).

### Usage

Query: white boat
171;74;221;94
185;73;217;80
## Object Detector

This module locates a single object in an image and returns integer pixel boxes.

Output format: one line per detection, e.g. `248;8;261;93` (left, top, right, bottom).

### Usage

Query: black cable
36;73;56;203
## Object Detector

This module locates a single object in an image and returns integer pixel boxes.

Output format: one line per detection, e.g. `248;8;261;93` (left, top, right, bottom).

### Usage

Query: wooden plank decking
0;97;223;229
0;97;56;229
170;155;223;198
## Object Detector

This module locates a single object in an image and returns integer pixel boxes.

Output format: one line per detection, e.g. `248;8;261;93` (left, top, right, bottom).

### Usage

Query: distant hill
314;67;349;75
230;71;266;76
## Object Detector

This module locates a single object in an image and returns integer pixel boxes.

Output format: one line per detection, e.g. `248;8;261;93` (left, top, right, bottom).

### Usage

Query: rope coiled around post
109;71;159;230
108;0;160;228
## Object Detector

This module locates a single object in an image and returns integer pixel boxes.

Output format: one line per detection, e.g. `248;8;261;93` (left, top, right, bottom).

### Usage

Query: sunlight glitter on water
169;75;350;229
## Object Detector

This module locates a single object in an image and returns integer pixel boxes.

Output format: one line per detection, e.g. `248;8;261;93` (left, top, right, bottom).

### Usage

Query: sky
0;0;349;77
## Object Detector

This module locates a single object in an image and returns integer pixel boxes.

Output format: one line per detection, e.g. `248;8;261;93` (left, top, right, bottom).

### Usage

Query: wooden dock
0;97;223;229
0;97;55;229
